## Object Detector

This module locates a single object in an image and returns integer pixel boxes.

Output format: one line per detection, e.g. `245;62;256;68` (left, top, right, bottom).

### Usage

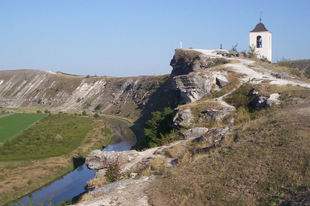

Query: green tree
144;107;174;147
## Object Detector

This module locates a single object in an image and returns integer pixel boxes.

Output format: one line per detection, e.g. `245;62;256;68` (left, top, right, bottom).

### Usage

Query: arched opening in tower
257;36;262;48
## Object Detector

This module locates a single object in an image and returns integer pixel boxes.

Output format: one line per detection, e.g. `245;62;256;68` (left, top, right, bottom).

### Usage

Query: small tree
82;110;87;116
144;107;174;147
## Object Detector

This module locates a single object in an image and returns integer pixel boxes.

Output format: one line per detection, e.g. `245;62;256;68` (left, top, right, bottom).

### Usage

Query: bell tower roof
250;22;269;32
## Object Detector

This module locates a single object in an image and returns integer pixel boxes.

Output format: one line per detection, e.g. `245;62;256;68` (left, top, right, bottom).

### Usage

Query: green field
0;113;46;143
0;114;94;161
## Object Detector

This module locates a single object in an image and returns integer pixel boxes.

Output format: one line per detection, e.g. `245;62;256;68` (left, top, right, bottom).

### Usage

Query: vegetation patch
144;107;180;148
0;113;46;143
0;114;93;161
0;118;111;205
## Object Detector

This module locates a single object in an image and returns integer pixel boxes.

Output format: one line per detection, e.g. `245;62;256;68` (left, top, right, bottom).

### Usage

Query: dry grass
133;157;167;178
163;142;192;159
87;176;109;188
174;49;202;61
146;98;310;206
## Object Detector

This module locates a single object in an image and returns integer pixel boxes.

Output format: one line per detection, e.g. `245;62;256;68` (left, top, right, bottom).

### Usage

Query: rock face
173;73;214;103
170;49;231;104
85;150;139;170
172;72;231;103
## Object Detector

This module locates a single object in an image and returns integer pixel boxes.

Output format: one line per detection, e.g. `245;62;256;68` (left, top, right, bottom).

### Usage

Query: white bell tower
249;14;272;62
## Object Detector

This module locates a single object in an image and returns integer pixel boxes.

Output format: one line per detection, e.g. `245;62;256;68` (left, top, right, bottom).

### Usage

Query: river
15;119;137;205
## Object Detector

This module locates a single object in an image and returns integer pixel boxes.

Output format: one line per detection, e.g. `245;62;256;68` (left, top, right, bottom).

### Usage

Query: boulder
173;109;194;127
182;127;208;140
216;74;229;88
202;105;236;122
276;73;290;79
266;93;280;107
249;89;281;110
248;89;268;109
85;150;139;170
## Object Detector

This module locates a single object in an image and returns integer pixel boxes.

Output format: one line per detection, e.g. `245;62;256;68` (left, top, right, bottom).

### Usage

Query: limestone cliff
0;70;179;122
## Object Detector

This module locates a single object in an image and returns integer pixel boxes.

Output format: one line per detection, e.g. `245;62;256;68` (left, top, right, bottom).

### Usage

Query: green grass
0;114;93;161
0;113;46;143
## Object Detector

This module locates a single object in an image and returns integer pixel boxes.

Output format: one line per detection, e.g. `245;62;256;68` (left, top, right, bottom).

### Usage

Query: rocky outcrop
249;89;281;110
216;74;229;88
266;93;281;107
172;73;214;103
85;150;139;170
173;109;194;127
201;105;236;122
172;72;230;103
170;49;229;77
182;127;208;140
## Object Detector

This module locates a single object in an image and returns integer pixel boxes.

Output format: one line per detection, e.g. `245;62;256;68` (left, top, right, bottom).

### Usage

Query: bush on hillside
95;104;102;111
144;107;174;147
94;113;99;118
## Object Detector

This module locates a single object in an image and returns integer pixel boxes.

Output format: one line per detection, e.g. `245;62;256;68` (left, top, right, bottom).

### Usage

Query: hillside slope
75;49;310;206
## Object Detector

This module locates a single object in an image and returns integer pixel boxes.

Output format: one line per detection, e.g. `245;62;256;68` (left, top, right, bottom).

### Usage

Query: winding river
16;119;137;205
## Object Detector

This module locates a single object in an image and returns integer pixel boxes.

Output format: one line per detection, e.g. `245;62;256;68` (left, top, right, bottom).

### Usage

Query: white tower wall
249;31;272;62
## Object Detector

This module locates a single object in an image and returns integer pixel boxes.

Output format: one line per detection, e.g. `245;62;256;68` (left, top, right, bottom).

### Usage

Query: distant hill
276;59;310;72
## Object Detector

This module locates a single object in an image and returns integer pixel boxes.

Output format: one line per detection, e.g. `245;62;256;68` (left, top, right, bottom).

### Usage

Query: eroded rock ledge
85;150;139;170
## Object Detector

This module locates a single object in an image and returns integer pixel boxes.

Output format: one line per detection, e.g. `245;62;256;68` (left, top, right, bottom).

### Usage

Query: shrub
105;157;121;182
54;134;63;140
82;110;87;116
144;107;174;147
95;104;102;111
225;83;253;109
37;110;42;114
94;113;99;118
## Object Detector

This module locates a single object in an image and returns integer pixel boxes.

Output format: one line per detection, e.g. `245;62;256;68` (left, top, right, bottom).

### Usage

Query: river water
16;120;136;205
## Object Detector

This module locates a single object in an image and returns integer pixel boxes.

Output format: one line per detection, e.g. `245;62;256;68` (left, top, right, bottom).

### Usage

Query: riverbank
0;119;112;206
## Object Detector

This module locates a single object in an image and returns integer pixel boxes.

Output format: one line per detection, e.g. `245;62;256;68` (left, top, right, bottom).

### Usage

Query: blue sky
1;1;309;77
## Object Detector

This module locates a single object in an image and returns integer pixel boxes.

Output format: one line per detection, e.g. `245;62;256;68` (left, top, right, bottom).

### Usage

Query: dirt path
195;49;310;88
